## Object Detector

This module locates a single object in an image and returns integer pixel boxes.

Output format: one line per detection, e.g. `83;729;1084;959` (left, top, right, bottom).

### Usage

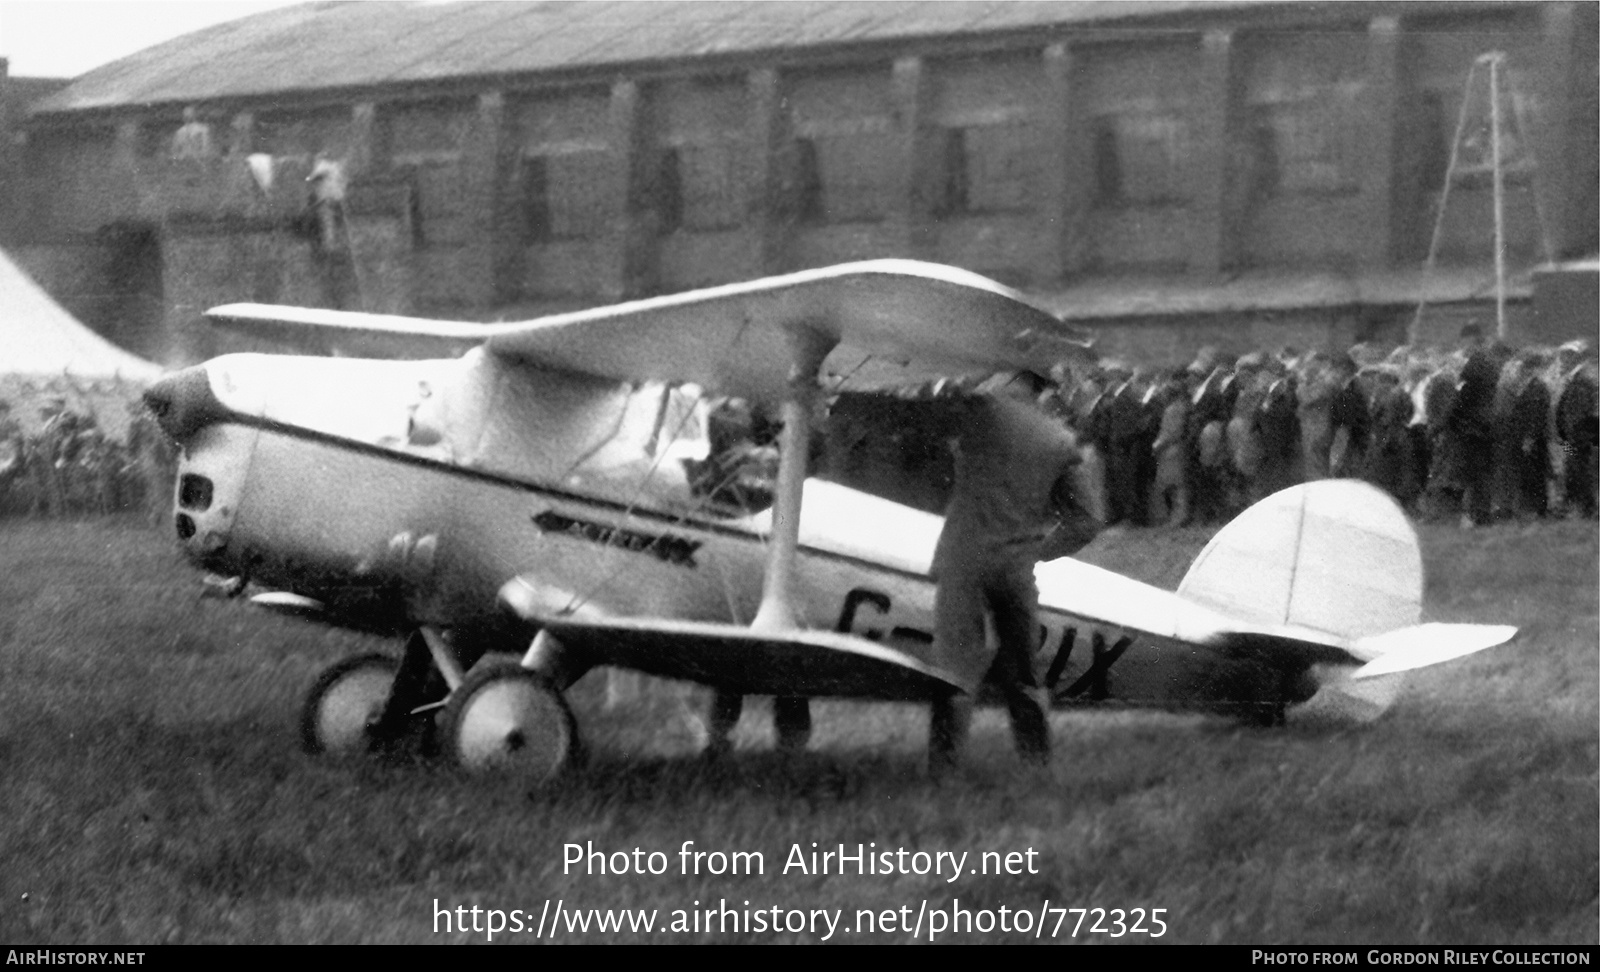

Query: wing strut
750;325;836;633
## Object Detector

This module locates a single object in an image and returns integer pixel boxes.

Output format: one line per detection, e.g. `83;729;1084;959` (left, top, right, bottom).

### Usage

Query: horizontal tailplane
1349;623;1519;679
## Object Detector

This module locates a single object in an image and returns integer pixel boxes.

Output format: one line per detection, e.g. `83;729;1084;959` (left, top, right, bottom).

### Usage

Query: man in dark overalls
928;372;1094;776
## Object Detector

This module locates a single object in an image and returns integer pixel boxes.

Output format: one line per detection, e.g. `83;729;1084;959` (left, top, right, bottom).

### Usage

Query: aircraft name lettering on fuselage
834;588;891;637
531;511;700;567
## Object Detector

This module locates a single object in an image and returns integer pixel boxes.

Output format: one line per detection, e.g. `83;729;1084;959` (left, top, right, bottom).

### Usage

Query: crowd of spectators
5;324;1594;536
1040;327;1598;530
0;395;176;521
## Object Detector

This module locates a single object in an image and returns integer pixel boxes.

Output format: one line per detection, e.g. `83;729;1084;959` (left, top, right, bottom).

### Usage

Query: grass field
0;515;1594;945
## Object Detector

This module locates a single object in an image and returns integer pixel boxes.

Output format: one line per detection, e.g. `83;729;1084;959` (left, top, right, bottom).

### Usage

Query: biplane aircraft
142;260;1517;785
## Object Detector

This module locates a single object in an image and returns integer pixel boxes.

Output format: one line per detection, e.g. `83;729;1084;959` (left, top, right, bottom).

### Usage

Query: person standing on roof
927;371;1097;777
170;106;214;160
307;155;349;253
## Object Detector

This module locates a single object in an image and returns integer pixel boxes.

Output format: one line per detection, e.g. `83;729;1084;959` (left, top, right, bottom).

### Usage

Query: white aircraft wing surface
209;260;1090;400
521;614;963;701
204;305;486;359
478;260;1084;400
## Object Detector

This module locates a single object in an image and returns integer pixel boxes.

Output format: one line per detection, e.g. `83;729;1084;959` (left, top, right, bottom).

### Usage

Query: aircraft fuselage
154;352;1316;720
171;421;1307;719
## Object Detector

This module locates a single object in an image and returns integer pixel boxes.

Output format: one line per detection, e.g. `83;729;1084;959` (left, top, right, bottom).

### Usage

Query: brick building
2;1;1595;366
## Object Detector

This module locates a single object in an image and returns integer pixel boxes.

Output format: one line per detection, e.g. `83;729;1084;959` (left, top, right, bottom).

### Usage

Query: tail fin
1178;480;1423;640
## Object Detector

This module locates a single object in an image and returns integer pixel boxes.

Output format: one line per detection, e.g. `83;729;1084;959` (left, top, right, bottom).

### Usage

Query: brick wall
12;4;1596;366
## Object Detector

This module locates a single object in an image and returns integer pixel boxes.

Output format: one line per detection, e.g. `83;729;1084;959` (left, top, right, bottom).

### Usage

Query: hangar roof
31;0;1279;116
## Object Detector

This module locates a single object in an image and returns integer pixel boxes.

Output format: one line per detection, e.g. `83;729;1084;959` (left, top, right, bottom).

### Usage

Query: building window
254;110;349;165
676;141;743;231
650;148;685;234
792;131;894;224
524;155;556;241
387;101;470;167
373;101;474;251
649;141;743;233
388;162;464;251
1449;87;1537;187
794;139;825;223
521;150;614;242
1248;91;1362;197
1419;62;1542;195
935;123;1039;216
1417;91;1452;194
934;129;969;216
1092;113;1189;208
138;121;179;159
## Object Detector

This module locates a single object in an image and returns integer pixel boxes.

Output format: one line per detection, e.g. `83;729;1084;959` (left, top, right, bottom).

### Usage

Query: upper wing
204;304;486;360
479;260;1088;399
208;260;1091;400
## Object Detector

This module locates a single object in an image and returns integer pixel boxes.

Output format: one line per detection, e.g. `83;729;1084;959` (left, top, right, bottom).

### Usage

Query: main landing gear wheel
300;653;399;756
439;659;577;787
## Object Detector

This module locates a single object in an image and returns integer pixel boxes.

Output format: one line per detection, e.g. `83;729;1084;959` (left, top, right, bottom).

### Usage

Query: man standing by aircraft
928;371;1096;776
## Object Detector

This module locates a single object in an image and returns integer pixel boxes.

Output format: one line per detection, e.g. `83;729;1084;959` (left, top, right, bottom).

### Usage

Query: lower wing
500;580;960;700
